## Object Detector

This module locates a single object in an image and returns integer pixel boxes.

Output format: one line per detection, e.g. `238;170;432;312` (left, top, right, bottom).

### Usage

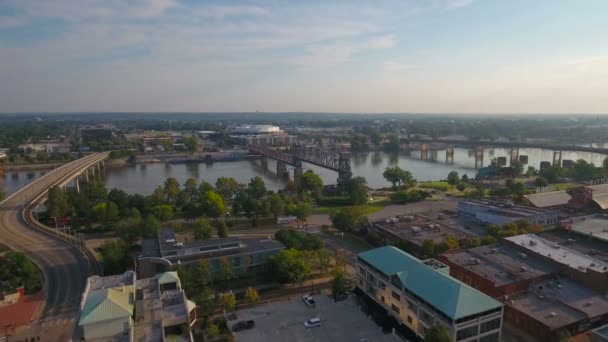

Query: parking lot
233;294;401;342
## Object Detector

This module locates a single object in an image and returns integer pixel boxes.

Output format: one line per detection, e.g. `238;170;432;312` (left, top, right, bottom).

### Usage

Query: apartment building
357;246;503;342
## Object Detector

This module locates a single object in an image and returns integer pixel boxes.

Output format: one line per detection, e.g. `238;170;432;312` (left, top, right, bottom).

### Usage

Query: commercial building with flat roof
503;234;608;293
77;271;196;342
357;246;503;342
459;199;562;226
560;214;608;243
524;190;572;209
440;244;558;298
368;215;474;256
138;229;285;278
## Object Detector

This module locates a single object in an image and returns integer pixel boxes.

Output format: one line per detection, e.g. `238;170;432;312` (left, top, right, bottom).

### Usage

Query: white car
304;317;321;328
302;295;316;307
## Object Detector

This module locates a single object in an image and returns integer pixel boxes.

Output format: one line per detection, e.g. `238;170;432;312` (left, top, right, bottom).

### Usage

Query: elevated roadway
0;152;108;341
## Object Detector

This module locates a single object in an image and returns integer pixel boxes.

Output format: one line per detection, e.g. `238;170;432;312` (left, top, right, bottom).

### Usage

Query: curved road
0;152;108;341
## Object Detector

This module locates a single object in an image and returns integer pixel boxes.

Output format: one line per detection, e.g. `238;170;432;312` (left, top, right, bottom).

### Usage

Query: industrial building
560;214;608;243
138;229;285;278
229;125;296;145
357;246;503;342
77;270;196;341
368;215;474;255
458;199;562;226
441;233;608;340
524;190;573;209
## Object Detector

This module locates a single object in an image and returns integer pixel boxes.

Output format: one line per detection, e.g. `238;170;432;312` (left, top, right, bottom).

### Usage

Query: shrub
389;189;431;204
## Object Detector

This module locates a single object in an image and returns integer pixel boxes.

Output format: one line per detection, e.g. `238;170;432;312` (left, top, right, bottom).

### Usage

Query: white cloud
196;5;270;19
0;16;25;29
293;34;395;67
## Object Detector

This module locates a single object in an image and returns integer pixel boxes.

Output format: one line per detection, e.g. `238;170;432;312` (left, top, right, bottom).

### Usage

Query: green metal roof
358;246;502;320
79;287;133;326
157;271;180;285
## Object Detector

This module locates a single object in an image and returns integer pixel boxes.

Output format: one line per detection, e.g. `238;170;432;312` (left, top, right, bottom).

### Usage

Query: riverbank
3;162;65;171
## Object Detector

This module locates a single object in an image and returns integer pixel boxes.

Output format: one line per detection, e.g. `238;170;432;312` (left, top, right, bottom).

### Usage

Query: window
391;304;400;314
479;332;500;342
407;300;415;309
381;296;386;304
480;318;501;333
420;310;433;324
407;316;413;324
457;325;479;341
391;291;400;301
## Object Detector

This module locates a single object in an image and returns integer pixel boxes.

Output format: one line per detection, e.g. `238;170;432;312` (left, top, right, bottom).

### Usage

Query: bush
275;228;324;250
316;196;353;206
389;189;431;204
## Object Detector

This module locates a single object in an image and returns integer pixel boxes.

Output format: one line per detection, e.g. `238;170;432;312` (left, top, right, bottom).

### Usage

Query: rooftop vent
519;253;528;259
520;267;527;272
549;312;557;317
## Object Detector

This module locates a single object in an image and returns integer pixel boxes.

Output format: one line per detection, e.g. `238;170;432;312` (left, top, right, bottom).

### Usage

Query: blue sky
1;0;607;113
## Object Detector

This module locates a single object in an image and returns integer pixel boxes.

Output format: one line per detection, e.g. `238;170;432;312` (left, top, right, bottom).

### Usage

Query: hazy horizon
1;0;608;114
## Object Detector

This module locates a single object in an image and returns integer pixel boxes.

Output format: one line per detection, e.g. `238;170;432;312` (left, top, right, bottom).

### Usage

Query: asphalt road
0;152;108;341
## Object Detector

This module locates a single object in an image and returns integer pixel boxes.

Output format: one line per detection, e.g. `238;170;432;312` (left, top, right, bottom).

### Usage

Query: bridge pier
509;147;520;166
276;161;288;177
553;151;562;167
261;155;268;169
474;147;484;169
445;145;454;164
75;179;80;193
420;144;429;160
294;166;303;184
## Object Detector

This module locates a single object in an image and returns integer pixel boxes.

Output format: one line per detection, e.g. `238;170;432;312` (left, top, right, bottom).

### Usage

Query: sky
1;0;607;114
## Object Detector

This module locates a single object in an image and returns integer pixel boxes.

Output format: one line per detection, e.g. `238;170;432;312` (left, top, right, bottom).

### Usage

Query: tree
269;193;284;220
511;161;525;177
370;130;382;147
383;134;400;151
461;174;469;183
299;170;323;196
456;183;466;191
217;221;228;238
383;166;415;189
98;240;131;275
206;323;220;338
183;178;198;202
424;324;451;342
447;171;460;186
151;204;174;221
203;190;227;220
218;257;236;288
163;177;180;204
245;287;261;305
247;176;267;199
347;177;368;205
182;136;199;153
293;202;312;227
194;219;213;240
107;189;130;216
215;177;240;203
220;292;236;311
93;201;120;224
315;249;332;273
268;249;312;285
330;206;367;232
331;270;348;300
47;185;71;219
140;214;161;238
421;239;436;258
534;177;548;192
604;156;608;169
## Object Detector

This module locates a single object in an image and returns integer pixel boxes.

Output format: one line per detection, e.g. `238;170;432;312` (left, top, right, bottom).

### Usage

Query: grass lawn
313;199;390;215
418;181;452;191
551;183;580;191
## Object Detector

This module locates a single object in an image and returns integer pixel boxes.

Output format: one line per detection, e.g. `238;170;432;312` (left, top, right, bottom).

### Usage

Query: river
2;147;607;195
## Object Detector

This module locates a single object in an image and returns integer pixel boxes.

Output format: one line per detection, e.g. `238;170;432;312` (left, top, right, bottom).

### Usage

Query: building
138;229;285;278
368;214;474;256
229;125;296;146
458;199;562;226
441;234;608;340
524;190;573;209
357;246;503;342
77;270;196;341
440;244;558;298
560;214;608;243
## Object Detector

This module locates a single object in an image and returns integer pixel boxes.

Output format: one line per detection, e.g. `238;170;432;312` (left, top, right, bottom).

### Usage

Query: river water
2;147;607;195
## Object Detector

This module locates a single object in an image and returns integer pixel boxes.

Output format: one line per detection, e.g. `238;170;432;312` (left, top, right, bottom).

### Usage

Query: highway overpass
0;152;109;341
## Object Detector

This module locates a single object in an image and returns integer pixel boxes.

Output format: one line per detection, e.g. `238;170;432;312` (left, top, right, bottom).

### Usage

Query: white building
78;271;196;341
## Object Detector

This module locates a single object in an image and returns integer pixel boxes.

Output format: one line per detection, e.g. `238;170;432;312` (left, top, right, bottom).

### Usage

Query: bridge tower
474;147;484;169
445;145;454;164
509;147;520;166
553;151;562;167
261;155;268;169
337;152;352;191
276;161;288;177
294;159;303;184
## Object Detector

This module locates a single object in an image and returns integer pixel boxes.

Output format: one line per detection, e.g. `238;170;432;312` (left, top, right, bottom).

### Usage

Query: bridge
249;145;352;188
405;138;608;154
0;152;109;341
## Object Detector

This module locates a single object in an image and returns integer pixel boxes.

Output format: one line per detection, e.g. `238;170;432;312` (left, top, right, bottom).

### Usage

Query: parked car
304;317;321;328
232;320;255;332
302;295;316;307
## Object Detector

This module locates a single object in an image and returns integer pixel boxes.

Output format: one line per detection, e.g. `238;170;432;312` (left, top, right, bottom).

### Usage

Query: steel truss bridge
248;144;352;187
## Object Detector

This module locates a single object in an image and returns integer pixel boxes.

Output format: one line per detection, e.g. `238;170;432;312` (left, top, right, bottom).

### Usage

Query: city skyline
1;0;607;113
